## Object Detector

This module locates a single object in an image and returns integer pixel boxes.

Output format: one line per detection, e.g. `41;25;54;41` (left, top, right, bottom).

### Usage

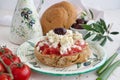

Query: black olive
76;19;85;24
54;28;67;35
71;23;84;29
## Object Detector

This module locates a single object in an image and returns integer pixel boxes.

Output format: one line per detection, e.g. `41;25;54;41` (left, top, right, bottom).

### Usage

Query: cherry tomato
11;63;31;80
0;62;6;72
2;54;21;66
0;73;11;80
0;47;13;56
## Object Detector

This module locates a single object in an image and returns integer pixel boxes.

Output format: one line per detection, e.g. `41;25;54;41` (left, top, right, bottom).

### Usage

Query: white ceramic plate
16;37;106;76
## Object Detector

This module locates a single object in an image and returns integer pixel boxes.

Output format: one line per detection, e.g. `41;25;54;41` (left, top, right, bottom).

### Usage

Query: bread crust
41;1;77;35
34;44;91;68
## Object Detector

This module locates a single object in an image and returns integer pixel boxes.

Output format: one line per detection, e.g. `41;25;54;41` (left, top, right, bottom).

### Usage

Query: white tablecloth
0;10;120;80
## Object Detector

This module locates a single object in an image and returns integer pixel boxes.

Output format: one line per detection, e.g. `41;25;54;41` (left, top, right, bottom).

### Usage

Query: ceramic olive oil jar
10;0;43;44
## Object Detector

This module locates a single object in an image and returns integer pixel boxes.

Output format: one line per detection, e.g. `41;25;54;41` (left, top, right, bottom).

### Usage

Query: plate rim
16;37;107;76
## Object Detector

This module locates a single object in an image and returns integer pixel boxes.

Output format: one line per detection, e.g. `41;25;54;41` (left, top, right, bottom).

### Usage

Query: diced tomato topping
62;47;82;56
42;47;60;55
40;44;49;51
49;47;60;55
39;40;86;56
71;47;82;53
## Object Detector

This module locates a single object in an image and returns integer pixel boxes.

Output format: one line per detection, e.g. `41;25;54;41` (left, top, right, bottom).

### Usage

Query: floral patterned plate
16;37;107;76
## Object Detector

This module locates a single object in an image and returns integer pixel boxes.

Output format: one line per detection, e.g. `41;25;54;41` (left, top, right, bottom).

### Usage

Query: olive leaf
80;9;94;20
89;9;94;19
81;11;87;19
110;32;119;35
100;37;107;46
92;34;102;41
107;36;113;41
84;32;91;40
92;23;104;33
81;24;92;31
100;19;107;31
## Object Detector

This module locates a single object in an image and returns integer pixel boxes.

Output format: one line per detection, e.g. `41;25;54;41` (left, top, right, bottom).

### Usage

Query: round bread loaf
40;1;77;35
34;44;91;68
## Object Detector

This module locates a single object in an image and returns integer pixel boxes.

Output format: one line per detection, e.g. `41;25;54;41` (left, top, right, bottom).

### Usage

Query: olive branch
82;19;119;46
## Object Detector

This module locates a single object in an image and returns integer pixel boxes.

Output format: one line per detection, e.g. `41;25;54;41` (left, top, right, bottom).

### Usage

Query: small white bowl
70;27;88;37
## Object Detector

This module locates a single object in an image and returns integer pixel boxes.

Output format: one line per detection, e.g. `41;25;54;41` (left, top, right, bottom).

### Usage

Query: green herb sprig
82;19;119;46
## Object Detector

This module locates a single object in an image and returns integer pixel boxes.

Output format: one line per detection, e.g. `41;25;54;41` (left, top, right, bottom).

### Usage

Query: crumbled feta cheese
37;29;85;55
